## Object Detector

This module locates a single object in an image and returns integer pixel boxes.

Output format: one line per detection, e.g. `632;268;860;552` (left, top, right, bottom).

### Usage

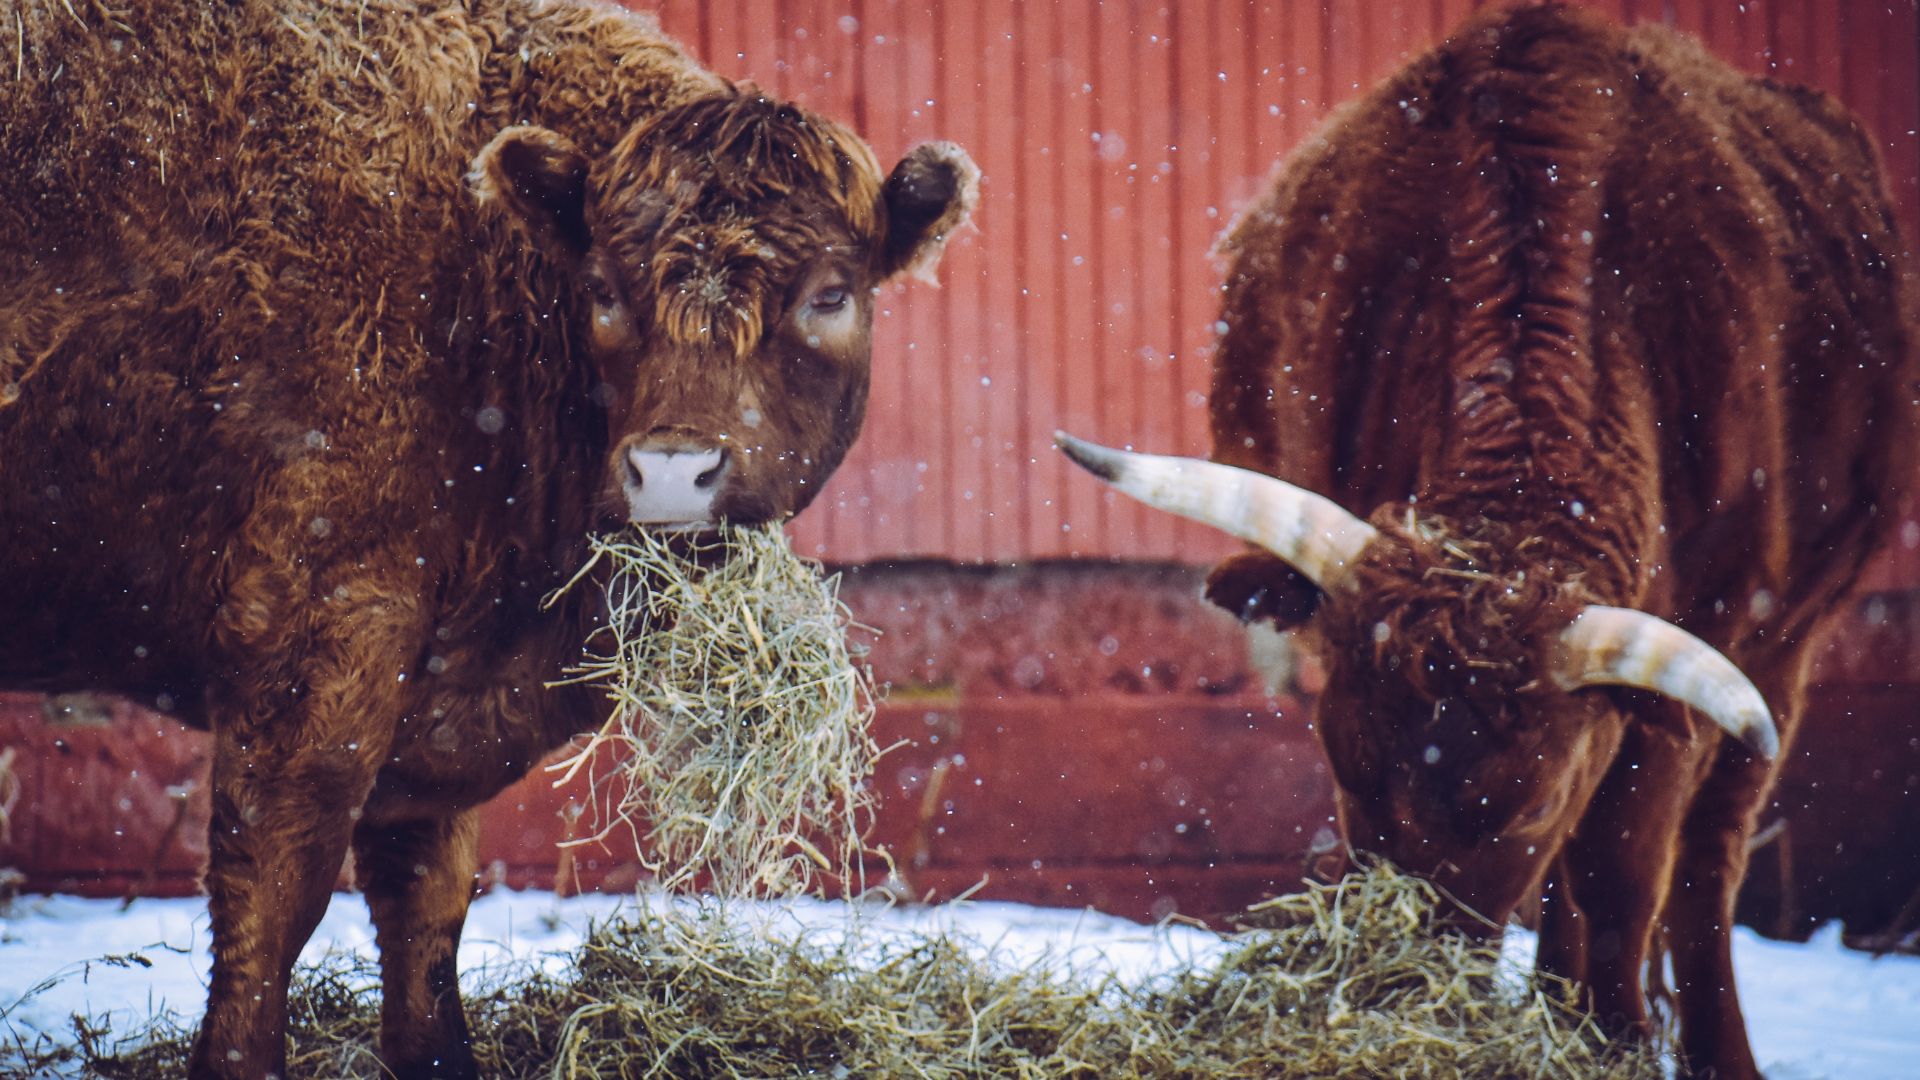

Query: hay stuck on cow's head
544;525;884;897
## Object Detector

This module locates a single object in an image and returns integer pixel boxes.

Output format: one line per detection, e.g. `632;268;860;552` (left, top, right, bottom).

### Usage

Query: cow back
1211;3;1917;648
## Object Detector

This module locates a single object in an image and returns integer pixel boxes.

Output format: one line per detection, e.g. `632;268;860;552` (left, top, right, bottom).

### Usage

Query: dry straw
542;524;885;897
41;862;1662;1078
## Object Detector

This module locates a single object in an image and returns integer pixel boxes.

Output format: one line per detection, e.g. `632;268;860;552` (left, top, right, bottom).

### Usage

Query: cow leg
188;729;381;1080
1535;859;1589;988
1552;835;1670;1038
1664;649;1806;1080
353;809;483;1080
1547;721;1696;1040
1664;742;1773;1080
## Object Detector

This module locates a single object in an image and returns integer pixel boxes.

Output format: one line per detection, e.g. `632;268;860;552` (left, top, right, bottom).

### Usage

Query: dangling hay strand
0;745;20;905
543;525;885;897
29;863;1664;1079
0;746;18;847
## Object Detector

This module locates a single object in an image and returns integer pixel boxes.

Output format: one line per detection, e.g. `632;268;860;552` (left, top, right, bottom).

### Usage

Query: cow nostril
695;449;730;490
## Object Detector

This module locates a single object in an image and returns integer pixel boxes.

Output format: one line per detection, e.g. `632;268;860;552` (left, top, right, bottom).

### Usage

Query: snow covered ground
4;888;1919;1078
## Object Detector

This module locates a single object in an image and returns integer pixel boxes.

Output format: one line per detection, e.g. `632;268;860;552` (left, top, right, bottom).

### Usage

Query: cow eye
809;286;850;314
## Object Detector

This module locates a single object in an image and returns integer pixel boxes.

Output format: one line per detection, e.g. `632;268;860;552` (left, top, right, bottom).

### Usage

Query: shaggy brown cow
0;1;975;1076
1060;5;1914;1077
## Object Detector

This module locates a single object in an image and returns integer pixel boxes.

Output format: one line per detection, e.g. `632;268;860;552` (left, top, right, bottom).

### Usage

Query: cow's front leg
1548;721;1696;1039
1535;858;1590;988
353;809;483;1080
1664;650;1805;1080
189;726;382;1080
1665;741;1776;1080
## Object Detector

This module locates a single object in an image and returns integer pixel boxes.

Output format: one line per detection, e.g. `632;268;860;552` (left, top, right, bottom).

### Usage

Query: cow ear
469;125;592;260
877;141;980;284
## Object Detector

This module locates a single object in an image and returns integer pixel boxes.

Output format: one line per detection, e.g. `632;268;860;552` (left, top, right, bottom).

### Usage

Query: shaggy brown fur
1204;5;1916;1077
0;1;976;1077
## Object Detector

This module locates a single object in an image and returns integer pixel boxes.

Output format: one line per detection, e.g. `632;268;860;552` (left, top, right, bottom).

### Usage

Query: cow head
1054;434;1778;925
471;91;978;527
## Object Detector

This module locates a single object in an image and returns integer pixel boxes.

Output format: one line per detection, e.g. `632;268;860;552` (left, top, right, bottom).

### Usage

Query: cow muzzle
619;438;733;526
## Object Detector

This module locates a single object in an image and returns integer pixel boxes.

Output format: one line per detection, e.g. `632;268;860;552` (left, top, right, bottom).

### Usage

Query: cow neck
1420;29;1652;610
413;225;606;749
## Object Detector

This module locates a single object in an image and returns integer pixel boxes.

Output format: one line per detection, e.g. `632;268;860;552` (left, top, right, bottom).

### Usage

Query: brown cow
1059;5;1915;1077
0;1;975;1076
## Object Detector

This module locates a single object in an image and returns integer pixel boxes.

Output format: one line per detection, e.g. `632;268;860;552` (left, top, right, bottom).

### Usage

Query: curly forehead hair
592;88;886;357
1328;510;1586;724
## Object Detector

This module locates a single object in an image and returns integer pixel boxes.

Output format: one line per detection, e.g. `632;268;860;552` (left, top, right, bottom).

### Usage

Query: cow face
1305;519;1629;925
472;93;978;527
1317;691;1625;928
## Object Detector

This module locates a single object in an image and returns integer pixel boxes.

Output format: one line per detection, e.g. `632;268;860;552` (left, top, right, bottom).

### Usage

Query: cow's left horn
1052;432;1378;594
1552;605;1779;759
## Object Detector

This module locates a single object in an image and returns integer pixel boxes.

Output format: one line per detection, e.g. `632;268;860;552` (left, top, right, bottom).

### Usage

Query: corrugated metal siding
638;1;1920;569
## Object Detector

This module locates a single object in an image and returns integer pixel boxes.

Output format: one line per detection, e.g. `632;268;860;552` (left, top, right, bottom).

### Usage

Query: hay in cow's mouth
543;524;885;898
45;861;1663;1079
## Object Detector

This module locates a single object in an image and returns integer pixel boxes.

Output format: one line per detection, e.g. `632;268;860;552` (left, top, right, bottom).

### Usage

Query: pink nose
622;443;730;524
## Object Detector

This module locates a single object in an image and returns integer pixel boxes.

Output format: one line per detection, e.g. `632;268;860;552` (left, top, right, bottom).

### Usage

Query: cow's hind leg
188;729;381;1080
354;809;483;1080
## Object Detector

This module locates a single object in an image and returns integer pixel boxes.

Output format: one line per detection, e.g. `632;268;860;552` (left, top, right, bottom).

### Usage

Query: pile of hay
544;525;884;896
39;863;1661;1079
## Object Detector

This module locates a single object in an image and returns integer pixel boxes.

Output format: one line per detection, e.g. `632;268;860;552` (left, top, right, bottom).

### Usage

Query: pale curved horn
1053;431;1378;594
1552;605;1779;759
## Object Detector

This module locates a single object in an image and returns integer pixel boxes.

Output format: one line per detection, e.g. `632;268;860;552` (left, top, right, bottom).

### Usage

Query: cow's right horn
1053;432;1378;594
1551;605;1780;760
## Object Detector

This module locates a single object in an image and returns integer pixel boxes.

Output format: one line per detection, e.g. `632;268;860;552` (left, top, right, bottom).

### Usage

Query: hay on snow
20;863;1661;1079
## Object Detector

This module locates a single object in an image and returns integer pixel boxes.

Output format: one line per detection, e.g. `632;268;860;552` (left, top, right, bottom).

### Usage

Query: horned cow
1060;5;1915;1077
0;1;975;1076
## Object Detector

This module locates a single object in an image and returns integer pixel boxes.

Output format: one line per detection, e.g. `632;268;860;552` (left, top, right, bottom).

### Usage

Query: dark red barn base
3;562;1915;936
